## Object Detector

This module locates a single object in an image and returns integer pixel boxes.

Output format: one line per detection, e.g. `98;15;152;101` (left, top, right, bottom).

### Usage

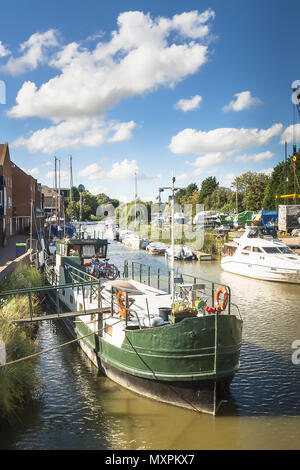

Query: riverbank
0;264;43;421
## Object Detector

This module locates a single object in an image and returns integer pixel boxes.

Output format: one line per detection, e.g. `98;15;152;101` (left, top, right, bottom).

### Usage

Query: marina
1;1;300;454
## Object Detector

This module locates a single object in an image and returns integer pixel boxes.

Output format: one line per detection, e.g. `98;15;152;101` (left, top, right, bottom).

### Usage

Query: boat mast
58;158;61;229
134;169;137;231
69;155;73;222
171;176;175;305
54;156;58;224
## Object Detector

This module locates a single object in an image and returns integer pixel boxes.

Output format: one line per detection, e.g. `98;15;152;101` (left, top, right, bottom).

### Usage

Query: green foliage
0;265;43;421
198;177;219;204
263;151;300;209
232;171;270;211
65;187;120;221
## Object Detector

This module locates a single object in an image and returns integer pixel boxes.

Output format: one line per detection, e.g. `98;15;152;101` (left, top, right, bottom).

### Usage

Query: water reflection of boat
221;226;300;283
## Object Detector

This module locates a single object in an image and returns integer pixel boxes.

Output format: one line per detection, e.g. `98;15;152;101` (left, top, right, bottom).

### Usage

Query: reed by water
0;264;43;421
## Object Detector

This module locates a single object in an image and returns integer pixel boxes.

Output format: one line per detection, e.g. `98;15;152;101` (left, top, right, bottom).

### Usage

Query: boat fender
214;285;229;311
151;316;165;327
117;290;128;318
203;305;216;314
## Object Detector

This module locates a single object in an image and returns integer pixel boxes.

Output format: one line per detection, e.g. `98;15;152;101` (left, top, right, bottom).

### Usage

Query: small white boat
146;242;167;255
122;232;141;249
221;226;300;283
165;245;195;261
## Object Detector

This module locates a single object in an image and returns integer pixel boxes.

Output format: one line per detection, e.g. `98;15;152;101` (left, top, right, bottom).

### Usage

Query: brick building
42;185;65;220
0;142;44;246
12;165;44;235
0;143;14;245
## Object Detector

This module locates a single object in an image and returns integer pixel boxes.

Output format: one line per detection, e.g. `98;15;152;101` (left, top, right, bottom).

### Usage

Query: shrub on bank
0;265;43;421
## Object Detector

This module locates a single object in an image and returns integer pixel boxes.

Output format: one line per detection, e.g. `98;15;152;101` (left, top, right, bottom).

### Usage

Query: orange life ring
214;285;229;311
117;290;128;318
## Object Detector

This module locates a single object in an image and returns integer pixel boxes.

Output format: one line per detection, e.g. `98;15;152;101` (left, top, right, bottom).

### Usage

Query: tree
232;172;270;211
198;177;219;204
263;151;300;209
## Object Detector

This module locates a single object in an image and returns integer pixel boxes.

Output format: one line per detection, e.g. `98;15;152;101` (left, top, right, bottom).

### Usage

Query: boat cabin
56;238;108;266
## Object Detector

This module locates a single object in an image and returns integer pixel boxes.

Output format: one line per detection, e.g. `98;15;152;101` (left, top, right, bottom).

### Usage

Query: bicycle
91;258;119;280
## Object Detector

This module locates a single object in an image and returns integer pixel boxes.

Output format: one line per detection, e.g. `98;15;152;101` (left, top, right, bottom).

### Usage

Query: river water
1;240;300;450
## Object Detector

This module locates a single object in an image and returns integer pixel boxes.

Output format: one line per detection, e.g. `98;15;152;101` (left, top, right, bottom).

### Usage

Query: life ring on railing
117;290;128;318
214;285;229;311
83;262;92;267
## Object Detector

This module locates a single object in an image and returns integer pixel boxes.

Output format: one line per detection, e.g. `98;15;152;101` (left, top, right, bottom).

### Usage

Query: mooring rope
0;316;123;369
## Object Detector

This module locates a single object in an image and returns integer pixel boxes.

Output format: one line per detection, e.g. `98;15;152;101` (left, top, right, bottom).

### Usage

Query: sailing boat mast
54;156;58;223
134;169;137;231
69;155;73;221
58;158;61;226
171;176;175;305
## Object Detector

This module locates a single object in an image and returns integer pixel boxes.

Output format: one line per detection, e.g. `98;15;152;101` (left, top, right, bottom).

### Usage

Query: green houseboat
44;236;243;415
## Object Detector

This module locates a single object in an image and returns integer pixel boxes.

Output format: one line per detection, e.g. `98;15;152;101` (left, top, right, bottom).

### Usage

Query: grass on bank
0;264;43;421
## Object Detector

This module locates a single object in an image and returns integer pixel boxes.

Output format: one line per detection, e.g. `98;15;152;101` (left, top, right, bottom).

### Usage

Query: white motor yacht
221;226;300;283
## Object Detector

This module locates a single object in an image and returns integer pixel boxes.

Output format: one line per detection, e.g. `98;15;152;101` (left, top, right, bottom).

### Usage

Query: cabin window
70;295;74;304
262;247;281;253
279;247;294;254
241;246;251;255
68;245;80;256
253;247;263;253
82;245;95;257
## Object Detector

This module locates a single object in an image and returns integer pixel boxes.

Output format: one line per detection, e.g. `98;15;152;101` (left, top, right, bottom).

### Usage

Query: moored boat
43;235;243;415
146;241;167;255
221;225;300;283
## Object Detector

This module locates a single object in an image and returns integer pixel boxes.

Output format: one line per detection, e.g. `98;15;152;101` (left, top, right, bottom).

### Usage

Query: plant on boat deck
0;265;43;421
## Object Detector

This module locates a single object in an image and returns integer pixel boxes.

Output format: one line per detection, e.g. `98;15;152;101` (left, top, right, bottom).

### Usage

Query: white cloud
11;118;136;153
8;10;214;121
235;150;275;162
89;185;107;195
78;162;105;180
186;152;229;174
174;95;202;112
259;168;274;176
46;169;69;181
78;158;138;181
169;123;282;155
0;41;11;58
219;173;236;187
222;91;262;112
175;172;189;180
2;30;58;75
280;124;300;144
21;167;39;176
107;121;136;142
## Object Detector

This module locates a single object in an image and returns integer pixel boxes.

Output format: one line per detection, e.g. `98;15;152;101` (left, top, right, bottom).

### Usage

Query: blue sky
0;0;299;202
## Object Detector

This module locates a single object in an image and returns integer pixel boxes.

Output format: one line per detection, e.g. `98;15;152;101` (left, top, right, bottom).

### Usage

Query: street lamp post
159;177;182;305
